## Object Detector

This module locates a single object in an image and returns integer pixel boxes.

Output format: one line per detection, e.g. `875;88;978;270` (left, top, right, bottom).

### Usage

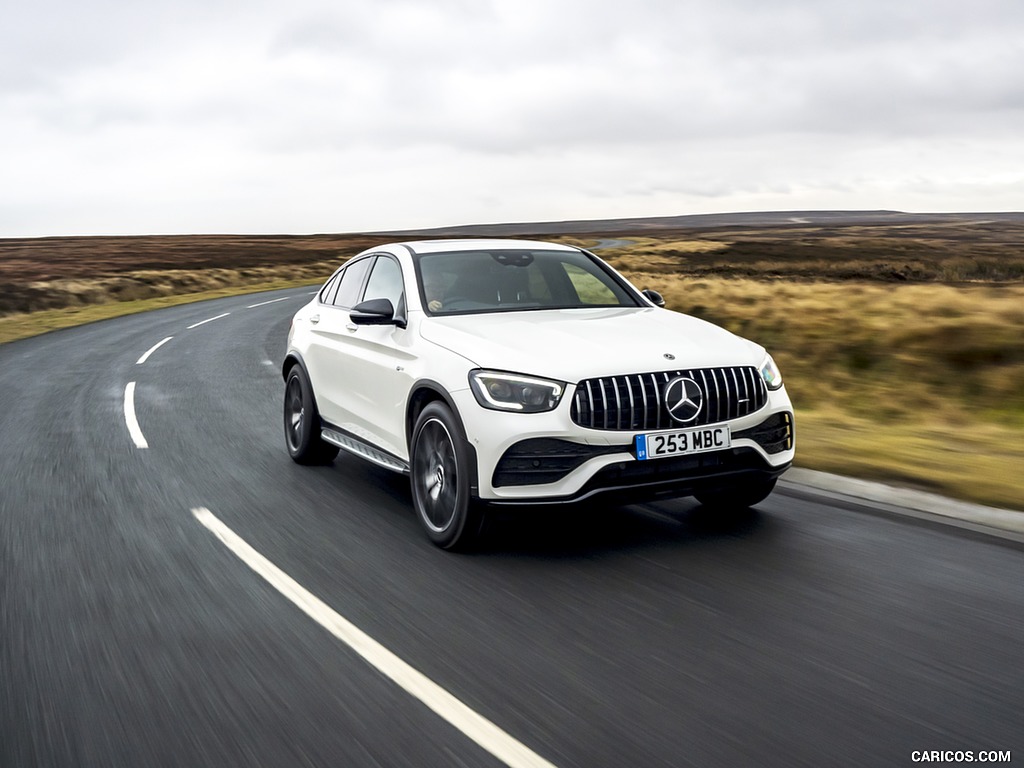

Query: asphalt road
2;288;1021;767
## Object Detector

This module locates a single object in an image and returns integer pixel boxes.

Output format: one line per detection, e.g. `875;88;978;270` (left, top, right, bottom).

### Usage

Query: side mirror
350;297;396;325
641;289;666;308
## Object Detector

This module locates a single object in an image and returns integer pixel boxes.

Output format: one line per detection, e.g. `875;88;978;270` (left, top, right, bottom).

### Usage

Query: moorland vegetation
2;220;1021;509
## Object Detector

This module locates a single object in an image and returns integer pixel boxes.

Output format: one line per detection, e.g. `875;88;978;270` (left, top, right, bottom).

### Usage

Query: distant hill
372;210;1024;238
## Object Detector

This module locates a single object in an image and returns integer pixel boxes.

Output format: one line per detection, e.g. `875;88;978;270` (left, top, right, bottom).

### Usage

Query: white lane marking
308;291;318;295
191;507;558;768
136;336;173;365
124;382;149;449
246;296;292;309
187;312;230;329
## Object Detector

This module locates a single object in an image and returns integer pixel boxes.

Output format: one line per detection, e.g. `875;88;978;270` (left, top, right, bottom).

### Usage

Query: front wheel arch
406;382;479;496
409;401;485;550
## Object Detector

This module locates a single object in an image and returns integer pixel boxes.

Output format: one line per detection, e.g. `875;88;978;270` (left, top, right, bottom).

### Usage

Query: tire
410;402;484;550
693;478;777;510
284;365;339;465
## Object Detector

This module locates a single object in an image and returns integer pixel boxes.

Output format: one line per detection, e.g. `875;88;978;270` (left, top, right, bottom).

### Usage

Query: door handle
309;314;320;324
345;324;358;333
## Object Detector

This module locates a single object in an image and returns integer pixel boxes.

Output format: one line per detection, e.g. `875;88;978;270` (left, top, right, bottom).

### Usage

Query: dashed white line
191;507;559;768
187;312;230;329
246;296;292;309
136;336;173;365
124;382;149;449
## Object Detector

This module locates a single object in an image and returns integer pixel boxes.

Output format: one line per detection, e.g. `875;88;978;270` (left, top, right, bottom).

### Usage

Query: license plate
635;425;731;460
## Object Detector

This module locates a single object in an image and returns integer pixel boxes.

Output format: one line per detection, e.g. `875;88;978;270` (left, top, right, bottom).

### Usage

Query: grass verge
643;277;1024;512
0;277;318;346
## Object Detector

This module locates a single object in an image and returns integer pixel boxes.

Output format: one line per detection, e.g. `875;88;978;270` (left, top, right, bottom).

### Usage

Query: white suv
283;239;794;549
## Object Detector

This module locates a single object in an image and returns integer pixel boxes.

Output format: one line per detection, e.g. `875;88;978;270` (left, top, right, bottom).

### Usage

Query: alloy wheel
415;419;459;532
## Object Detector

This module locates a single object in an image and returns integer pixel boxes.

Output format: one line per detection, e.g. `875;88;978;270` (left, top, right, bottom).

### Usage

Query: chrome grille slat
638;375;649;431
610;380;618;434
716;370;724;423
729;370;737;423
698;370;710;424
598;380;606;434
625;376;636;430
585;380;595;429
651;374;661;430
570;366;767;431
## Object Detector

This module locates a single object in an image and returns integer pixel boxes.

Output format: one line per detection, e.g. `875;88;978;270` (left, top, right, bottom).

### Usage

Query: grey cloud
4;0;1024;236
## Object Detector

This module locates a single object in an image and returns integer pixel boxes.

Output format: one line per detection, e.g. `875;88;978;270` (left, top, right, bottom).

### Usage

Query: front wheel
693;478;777;510
410;402;484;550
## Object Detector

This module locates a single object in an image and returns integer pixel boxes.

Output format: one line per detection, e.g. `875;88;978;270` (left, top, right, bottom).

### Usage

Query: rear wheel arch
282;351;305;381
283;363;339;465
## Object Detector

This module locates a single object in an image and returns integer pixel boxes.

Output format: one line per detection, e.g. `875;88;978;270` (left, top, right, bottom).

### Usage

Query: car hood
418;307;763;383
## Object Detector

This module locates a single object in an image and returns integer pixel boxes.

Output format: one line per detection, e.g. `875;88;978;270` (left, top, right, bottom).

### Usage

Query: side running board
321;428;410;475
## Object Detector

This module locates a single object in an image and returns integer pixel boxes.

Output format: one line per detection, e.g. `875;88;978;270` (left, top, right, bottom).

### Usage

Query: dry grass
1;262;340;315
592;225;1024;282
795;408;1024;510
642;277;1024;417
0;277;320;345
636;276;1024;510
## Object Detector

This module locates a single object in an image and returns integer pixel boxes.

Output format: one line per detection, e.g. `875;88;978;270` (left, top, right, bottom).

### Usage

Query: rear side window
332;258;373;309
318;272;341;304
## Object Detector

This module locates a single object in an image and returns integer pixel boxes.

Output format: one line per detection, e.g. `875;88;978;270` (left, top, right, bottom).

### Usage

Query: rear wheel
284;365;339;465
694;478;777;510
410;402;484;550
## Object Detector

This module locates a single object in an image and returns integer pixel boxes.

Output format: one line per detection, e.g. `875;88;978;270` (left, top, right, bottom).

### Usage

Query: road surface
2;288;1021;767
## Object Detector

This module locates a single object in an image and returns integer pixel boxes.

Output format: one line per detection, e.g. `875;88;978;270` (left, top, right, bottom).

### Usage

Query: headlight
760;354;784;391
469;370;566;413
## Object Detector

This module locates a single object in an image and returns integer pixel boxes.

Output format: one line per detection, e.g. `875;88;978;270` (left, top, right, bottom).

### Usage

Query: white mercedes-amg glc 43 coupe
283;239;794;549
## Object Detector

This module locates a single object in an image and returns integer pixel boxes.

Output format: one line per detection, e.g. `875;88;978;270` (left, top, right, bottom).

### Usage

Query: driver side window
362;256;404;310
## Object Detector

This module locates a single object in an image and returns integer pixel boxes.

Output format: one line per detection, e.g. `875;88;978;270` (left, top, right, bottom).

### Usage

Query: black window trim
321;255;375;310
317;269;343;305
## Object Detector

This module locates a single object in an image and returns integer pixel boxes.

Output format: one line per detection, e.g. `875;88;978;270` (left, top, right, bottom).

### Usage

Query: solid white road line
246;296;292;309
124;382;149;449
187;312;230;329
191;507;559;768
136;336;173;365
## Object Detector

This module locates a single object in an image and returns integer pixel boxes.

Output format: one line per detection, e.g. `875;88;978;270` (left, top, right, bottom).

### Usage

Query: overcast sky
3;0;1023;237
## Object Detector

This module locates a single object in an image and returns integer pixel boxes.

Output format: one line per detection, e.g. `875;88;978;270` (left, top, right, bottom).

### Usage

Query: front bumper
452;386;795;504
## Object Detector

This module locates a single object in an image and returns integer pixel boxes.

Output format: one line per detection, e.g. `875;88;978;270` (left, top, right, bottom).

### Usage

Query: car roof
397;238;581;255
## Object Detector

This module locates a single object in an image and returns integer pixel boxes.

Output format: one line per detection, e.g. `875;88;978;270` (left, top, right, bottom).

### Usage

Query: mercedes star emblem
664;377;703;423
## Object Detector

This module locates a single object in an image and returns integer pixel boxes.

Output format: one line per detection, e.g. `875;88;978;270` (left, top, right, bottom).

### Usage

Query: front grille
570;367;767;431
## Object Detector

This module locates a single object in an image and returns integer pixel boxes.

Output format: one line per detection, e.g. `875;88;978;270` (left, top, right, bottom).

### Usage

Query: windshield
417;249;640;315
